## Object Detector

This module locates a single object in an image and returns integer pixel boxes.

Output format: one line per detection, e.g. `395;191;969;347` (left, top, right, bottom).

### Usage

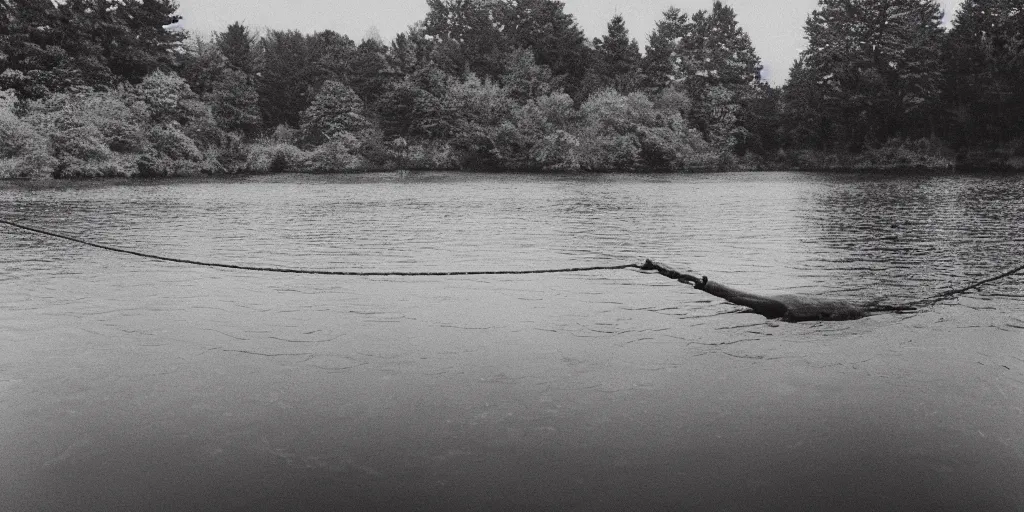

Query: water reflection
1;172;1022;510
805;173;1024;303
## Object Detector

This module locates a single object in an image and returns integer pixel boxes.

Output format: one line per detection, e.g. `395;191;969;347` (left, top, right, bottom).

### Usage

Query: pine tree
642;2;764;151
944;0;1024;147
781;57;829;149
0;0;89;97
797;0;945;150
348;38;394;104
206;69;262;136
424;0;589;97
681;2;765;149
59;0;185;84
593;15;642;94
424;0;509;78
258;30;312;128
503;0;590;98
216;22;258;75
641;8;688;92
305;30;357;87
0;0;184;95
677;2;762;92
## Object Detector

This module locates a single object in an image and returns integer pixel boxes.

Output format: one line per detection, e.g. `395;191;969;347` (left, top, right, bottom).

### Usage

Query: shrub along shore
0;78;965;178
2;0;1021;179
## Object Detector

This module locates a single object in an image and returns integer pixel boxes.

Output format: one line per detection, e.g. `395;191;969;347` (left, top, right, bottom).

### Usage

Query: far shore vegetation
1;0;1022;179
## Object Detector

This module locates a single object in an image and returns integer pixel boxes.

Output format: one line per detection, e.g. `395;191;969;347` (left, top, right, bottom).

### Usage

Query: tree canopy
592;15;642;94
0;0;185;96
5;0;1024;178
944;0;1024;147
793;0;945;150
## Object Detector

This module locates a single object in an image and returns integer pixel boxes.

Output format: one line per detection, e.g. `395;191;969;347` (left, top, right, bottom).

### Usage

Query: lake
1;171;1022;511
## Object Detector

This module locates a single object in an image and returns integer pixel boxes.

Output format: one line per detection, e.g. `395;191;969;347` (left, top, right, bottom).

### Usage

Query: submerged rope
0;220;640;276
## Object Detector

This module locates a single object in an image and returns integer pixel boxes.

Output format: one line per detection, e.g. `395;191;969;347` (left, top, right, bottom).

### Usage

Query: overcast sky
175;0;965;85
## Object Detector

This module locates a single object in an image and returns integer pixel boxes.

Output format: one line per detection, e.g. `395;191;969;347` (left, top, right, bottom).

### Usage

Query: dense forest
1;0;1022;178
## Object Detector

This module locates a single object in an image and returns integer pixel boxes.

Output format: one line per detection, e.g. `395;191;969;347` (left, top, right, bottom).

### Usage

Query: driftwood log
641;259;868;322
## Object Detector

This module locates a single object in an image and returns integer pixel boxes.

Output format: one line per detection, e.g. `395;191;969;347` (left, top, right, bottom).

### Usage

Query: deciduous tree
299;80;370;145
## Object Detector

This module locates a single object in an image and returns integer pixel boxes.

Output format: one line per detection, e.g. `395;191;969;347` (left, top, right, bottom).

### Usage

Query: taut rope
0;220;640;276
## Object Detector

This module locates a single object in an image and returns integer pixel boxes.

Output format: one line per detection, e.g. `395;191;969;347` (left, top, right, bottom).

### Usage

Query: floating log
641;259;868;322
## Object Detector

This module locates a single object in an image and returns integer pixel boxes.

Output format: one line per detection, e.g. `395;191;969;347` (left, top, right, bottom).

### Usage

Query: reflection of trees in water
806;174;1024;303
547;177;660;263
552;174;812;294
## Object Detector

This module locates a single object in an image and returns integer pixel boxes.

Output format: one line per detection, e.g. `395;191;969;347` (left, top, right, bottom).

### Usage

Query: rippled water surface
1;172;1023;510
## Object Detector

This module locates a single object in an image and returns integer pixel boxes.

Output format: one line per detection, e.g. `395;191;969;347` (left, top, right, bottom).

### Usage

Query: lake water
1;171;1022;510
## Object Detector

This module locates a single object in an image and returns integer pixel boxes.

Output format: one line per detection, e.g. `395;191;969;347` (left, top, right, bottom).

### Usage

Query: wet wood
641;259;867;322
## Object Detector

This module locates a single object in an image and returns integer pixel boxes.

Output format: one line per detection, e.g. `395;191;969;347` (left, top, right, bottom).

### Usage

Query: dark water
1;172;1022;511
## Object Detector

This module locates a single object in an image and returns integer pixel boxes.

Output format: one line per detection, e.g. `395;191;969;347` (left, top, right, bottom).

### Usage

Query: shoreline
6;146;1024;181
4;163;1017;181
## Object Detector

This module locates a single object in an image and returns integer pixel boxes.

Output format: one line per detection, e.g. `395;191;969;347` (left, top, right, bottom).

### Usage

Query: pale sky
175;0;965;85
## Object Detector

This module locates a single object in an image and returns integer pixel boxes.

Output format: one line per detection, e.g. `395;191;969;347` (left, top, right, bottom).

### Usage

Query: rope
898;261;1024;308
3;219;1022;306
0;219;640;276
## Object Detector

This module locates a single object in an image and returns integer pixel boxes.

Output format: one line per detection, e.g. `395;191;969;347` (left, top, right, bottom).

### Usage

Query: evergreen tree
424;0;589;96
641;8;688;92
176;36;226;96
0;0;90;97
349;38;394;104
216;22;259;75
780;57;829;149
944;0;1024;147
677;2;762;92
502;0;590;99
205;69;261;136
258;30;312;128
305;30;357;86
738;82;783;156
646;2;765;151
1;0;184;95
797;0;945;150
59;0;186;84
424;0;509;78
593;15;642;94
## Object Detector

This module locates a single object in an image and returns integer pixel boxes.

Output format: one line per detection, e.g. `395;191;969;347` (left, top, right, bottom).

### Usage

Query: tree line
1;0;1022;178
